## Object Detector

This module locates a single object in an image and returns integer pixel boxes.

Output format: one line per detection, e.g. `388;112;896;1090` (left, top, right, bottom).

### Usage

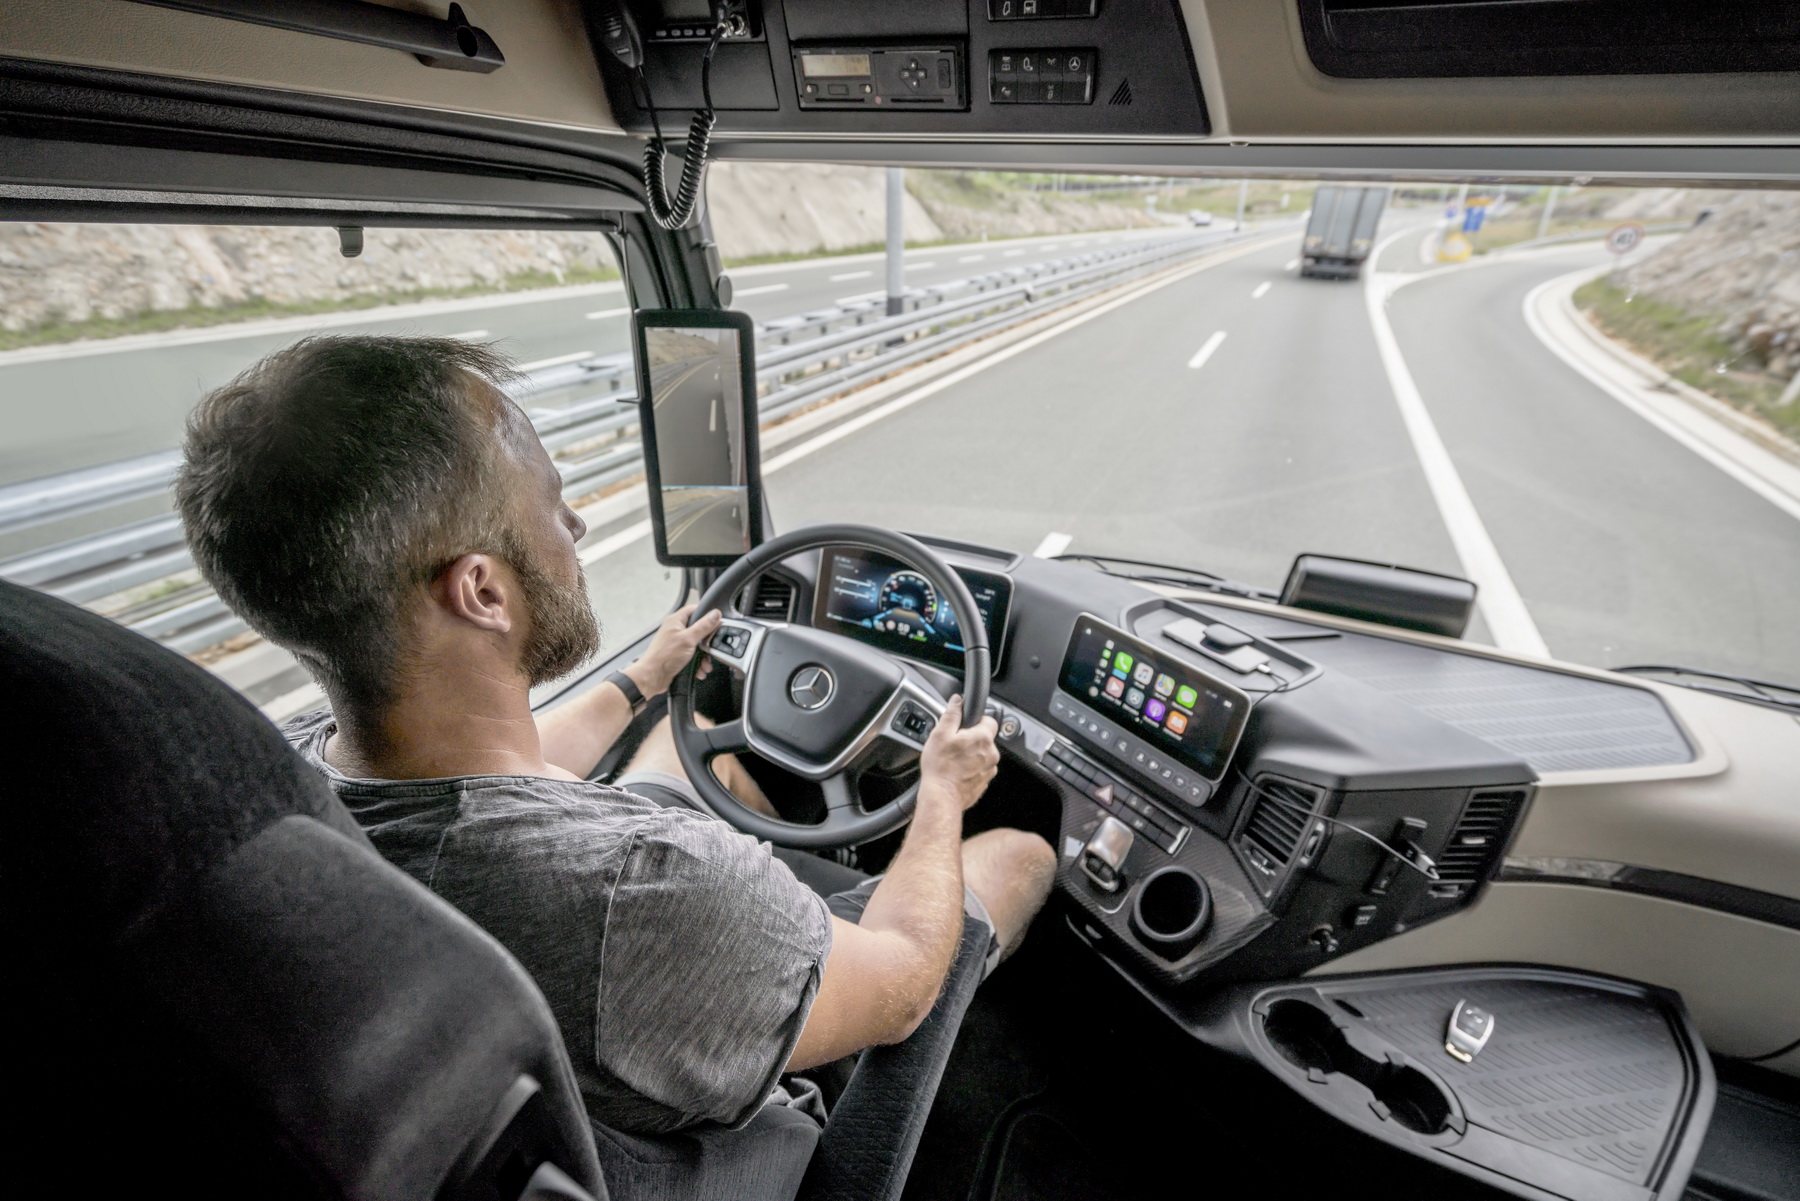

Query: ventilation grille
746;573;795;621
1239;777;1324;889
1107;78;1132;106
1435;788;1526;884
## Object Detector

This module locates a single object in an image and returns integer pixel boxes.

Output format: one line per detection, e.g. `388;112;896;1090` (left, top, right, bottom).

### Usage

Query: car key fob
1445;998;1494;1063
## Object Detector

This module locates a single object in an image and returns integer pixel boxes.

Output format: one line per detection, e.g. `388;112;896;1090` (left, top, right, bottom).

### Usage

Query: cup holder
1262;999;1454;1136
1128;866;1211;958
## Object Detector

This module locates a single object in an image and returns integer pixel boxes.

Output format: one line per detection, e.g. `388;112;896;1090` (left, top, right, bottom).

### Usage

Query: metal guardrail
0;228;1247;656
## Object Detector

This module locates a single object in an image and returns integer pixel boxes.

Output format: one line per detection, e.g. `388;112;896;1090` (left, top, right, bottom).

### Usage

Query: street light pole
886;167;906;318
1537;185;1560;242
1235;179;1248;231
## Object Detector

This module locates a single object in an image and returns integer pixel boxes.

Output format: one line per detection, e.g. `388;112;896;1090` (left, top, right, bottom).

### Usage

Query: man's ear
437;552;515;634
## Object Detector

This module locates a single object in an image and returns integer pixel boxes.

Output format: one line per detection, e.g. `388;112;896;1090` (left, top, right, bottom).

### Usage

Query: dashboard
750;535;1708;990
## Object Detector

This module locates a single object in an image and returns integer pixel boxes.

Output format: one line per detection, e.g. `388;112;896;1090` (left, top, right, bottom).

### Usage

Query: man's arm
537;604;722;777
787;697;998;1070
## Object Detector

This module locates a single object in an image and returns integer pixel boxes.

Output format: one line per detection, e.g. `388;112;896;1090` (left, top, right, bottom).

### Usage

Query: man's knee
963;827;1057;949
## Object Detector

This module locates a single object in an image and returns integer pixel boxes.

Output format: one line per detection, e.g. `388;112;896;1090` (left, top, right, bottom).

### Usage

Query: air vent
1435;788;1526;885
746;573;795;622
1107;78;1132;106
1238;777;1324;890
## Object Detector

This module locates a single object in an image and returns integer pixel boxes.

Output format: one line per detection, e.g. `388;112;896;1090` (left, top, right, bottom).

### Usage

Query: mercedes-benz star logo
788;664;835;711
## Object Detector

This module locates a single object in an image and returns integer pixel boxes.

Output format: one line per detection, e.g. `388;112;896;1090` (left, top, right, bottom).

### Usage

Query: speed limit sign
1606;223;1646;255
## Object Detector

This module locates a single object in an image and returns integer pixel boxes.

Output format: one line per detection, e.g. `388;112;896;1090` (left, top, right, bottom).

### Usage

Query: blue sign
1462;206;1487;233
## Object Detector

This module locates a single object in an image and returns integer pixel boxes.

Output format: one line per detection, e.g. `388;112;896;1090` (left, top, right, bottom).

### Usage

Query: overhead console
585;0;1210;137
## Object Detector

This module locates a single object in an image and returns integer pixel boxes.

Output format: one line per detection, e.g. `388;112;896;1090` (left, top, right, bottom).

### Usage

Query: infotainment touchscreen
1058;616;1251;781
815;547;1011;672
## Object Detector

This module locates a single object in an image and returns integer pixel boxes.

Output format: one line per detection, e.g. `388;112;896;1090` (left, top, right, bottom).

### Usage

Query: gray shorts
614;769;1001;977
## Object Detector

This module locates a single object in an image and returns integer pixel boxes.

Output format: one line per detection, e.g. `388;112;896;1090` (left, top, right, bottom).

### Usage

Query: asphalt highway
598;223;1797;686
0;226;1173;487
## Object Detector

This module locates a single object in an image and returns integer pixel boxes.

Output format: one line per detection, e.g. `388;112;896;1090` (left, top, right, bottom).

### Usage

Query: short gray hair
176;335;523;713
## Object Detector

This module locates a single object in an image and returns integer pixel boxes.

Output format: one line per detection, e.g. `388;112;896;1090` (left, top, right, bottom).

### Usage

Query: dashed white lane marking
518;350;595;372
578;519;653;566
1004;249;1024;257
908;262;937;270
1032;531;1073;559
1252;281;1272;299
829;270;873;282
1187;330;1228;370
1284;258;1300;271
1365;236;1549;657
959;254;986;263
732;283;789;297
448;329;490;340
585;307;630;320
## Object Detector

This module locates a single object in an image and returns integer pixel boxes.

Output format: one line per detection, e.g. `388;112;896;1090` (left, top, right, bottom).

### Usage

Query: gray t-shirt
284;710;833;1135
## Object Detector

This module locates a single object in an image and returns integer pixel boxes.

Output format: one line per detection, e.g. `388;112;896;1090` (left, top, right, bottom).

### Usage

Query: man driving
175;335;1057;1134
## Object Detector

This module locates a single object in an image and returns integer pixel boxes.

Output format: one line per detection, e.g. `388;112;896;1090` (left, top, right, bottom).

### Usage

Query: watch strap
607;669;647;715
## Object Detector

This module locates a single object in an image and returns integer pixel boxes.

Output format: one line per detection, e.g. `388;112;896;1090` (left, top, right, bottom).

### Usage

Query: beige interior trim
1181;0;1800;142
0;0;620;134
1312;883;1800;1064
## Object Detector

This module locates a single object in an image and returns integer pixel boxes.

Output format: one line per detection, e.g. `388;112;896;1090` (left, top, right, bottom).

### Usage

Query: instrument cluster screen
1059;616;1250;781
816;548;1010;672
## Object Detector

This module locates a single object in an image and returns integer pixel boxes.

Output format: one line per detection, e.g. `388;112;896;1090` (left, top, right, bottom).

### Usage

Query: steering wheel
669;524;991;849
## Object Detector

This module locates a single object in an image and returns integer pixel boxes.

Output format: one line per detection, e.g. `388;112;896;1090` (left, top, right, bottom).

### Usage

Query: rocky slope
1613;190;1800;378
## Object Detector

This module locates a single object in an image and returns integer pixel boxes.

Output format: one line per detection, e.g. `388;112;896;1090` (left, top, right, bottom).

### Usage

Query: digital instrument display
800;53;872;78
640;322;755;560
815;548;1011;672
1058;617;1251;781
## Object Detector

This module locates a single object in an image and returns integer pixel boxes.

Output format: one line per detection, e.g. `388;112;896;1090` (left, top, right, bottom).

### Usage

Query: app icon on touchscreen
1154;673;1175;697
1175;684;1199;709
1114;652;1134;677
1124;687;1146;709
1104;676;1125;699
1165;710;1189;735
1132;662;1154;686
1144;698;1168;723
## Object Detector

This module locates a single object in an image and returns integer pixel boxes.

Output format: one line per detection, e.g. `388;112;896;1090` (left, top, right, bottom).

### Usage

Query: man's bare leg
961;827;1056;960
623;714;778;817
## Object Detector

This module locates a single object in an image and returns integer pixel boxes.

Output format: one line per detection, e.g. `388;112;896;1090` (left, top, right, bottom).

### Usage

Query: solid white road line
578;518;654;566
1033;531;1073;558
829;270;873;282
732;283;789;298
908;261;937;270
1252;281;1272;299
1187;330;1228;370
1366;247;1550;657
1284;259;1300;271
517;350;596;372
1524;271;1800;523
585;307;631;320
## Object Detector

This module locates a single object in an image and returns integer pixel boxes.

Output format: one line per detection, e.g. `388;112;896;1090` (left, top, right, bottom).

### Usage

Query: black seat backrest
1;579;604;1200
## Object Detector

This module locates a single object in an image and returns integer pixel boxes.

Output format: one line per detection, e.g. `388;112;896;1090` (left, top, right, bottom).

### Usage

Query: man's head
177;335;597;719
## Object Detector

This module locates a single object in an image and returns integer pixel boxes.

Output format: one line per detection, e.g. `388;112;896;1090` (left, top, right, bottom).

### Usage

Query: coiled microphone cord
638;24;724;230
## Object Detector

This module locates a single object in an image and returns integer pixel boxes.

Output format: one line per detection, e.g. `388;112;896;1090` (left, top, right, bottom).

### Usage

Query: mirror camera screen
644;325;751;558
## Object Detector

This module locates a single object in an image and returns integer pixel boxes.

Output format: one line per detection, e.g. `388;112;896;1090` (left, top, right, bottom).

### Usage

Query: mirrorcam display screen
643;324;752;558
815;547;1011;672
1058;616;1251;781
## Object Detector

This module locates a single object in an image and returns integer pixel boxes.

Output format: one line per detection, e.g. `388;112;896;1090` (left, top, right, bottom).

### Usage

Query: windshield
3;172;1796;712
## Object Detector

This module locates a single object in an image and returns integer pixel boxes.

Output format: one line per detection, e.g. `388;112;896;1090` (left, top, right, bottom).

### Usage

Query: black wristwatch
606;669;648;716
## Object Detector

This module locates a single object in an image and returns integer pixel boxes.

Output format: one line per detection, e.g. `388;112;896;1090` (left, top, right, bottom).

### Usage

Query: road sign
1606;223;1646;255
1438;232;1473;263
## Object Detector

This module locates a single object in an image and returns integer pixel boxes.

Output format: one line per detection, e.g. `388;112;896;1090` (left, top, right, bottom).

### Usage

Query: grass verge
1575;276;1800;444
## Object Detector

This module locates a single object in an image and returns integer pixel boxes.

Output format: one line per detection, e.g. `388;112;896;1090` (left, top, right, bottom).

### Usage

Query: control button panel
988;49;1095;105
1042;741;1188;855
1046;691;1211;805
989;0;1099;18
795;47;965;109
890;699;936;744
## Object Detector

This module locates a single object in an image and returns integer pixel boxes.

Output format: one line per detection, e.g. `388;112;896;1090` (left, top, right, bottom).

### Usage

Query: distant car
1187;210;1213;226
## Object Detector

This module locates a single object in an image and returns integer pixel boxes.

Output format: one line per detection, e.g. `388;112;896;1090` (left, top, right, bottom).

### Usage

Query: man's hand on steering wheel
920;696;1000;814
627;603;724;695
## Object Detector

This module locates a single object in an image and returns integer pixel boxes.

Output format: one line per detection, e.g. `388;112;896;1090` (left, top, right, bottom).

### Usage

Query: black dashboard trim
1497;863;1800;933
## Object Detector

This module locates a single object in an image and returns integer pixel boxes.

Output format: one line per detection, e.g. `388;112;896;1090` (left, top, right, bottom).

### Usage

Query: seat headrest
0;577;369;946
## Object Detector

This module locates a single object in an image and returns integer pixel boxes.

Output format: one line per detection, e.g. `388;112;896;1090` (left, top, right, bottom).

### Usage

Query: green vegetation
0;262;620;354
1575;276;1800;442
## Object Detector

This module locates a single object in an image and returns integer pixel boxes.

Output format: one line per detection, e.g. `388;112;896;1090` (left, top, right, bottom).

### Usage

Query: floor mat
987;1111;1131;1201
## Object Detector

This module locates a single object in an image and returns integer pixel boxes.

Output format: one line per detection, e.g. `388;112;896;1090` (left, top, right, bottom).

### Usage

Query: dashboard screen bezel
1057;614;1252;783
811;546;1012;673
